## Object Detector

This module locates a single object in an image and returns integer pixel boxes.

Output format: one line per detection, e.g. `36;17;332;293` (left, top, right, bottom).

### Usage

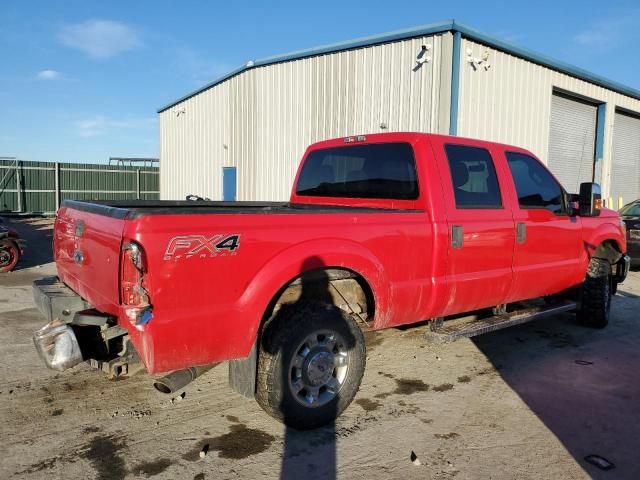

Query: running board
424;301;577;344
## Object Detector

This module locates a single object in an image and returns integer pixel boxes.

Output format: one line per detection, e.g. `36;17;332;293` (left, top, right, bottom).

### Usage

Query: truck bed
62;200;413;219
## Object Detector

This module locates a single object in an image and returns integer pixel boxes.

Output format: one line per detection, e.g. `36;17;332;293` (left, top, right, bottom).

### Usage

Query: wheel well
592;240;622;264
263;267;374;330
227;267;374;399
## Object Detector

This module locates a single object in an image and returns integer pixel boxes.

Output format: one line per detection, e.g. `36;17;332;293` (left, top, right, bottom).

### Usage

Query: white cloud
76;115;157;138
59;19;141;59
173;47;234;86
573;10;640;50
77;116;108;137
37;69;60;80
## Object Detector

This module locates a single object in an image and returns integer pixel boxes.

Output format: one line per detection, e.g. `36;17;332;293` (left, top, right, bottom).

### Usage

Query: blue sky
1;0;639;163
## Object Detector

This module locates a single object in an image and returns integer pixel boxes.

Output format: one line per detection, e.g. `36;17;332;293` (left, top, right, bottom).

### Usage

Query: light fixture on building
175;107;186;117
466;48;491;70
415;44;432;68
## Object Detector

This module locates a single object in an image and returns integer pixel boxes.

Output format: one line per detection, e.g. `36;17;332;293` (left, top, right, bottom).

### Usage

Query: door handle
516;223;526;244
452;225;463;248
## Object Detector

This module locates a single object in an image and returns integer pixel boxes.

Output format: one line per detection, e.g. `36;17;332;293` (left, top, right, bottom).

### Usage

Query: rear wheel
577;257;612;329
256;303;365;430
0;240;19;273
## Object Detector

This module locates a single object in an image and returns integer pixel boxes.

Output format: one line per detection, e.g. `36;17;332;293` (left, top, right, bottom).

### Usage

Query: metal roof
158;19;640;113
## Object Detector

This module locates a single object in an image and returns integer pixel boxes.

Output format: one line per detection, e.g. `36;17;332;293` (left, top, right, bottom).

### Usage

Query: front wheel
577;257;612;329
0;240;20;273
256;303;365;430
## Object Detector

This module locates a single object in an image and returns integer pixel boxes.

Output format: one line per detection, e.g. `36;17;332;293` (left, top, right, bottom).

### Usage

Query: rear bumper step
33;276;89;323
425;300;577;344
32;276;141;377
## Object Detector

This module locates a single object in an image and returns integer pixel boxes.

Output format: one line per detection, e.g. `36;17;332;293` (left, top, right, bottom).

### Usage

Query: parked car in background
0;218;25;272
620;200;640;267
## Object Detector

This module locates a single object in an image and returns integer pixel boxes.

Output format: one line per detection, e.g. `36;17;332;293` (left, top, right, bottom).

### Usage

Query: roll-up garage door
611;111;640;207
548;93;597;193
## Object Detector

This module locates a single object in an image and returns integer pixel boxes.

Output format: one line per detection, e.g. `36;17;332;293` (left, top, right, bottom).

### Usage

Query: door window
444;144;502;208
506;152;564;214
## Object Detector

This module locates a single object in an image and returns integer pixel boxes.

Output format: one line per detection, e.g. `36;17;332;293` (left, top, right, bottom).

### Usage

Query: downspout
593;103;606;196
449;30;462;136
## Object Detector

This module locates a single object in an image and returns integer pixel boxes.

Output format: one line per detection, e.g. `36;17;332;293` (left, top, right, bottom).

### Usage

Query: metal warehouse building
158;20;640;207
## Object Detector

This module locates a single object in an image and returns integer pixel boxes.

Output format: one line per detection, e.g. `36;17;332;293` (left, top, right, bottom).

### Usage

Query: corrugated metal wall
611;111;640;205
457;38;640;198
0;159;159;214
160;33;453;201
548;93;597;193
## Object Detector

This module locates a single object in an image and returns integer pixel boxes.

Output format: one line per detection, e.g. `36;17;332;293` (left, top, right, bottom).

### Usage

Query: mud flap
228;341;257;399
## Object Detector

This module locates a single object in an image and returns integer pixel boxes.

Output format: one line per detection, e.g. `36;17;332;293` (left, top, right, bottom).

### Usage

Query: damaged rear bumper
32;276;142;377
33;322;83;371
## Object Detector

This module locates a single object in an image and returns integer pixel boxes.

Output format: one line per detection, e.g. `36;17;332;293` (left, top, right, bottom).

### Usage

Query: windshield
619;202;640;216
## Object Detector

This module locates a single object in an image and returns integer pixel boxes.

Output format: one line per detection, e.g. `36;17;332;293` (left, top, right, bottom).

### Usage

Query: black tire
256;303;365;430
0;240;20;273
577;257;612;329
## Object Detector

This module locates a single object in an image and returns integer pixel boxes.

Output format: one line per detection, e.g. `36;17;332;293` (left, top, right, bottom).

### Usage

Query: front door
431;139;516;316
502;151;584;301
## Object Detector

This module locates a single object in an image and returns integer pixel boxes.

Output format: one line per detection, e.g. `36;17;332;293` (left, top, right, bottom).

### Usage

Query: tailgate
54;205;126;315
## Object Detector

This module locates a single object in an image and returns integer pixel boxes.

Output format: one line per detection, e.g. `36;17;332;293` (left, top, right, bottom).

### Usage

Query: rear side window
506;152;564;214
444;144;502;208
296;143;419;200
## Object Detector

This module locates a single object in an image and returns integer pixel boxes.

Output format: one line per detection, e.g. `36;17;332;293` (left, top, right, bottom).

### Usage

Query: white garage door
611;111;640;207
548;93;597;193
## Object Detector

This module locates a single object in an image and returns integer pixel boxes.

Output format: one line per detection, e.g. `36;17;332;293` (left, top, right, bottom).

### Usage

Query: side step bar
424;300;577;344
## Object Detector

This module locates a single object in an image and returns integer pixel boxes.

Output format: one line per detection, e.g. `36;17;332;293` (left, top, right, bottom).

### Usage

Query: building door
611;110;640;208
548;92;597;194
223;167;237;201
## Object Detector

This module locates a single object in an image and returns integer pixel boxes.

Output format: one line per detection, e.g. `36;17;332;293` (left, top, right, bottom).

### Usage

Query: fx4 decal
164;234;240;260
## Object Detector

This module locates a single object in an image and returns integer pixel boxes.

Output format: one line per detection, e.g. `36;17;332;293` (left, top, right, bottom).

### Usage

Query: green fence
0;159;159;214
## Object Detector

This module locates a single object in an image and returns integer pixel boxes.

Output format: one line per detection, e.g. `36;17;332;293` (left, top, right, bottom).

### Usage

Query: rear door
431;138;515;315
502;150;584;301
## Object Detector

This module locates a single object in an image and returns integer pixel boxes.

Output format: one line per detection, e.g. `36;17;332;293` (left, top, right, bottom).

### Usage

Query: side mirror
579;182;602;216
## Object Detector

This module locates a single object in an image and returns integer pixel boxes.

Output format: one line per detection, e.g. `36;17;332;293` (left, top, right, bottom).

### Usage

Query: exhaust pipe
153;364;216;394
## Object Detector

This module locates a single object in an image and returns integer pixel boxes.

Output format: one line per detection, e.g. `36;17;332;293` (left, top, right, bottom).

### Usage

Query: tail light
120;241;153;328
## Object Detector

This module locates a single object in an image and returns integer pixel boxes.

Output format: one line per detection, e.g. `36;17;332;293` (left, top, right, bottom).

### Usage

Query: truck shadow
1;216;54;270
471;292;640;479
260;257;349;480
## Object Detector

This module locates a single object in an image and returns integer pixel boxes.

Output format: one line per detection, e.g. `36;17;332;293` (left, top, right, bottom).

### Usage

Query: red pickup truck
32;133;630;429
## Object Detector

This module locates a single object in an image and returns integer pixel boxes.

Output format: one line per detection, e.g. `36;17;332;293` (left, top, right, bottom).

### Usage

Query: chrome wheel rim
288;329;349;408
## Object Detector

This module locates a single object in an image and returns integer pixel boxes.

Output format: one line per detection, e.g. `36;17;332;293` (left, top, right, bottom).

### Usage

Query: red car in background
0;218;25;273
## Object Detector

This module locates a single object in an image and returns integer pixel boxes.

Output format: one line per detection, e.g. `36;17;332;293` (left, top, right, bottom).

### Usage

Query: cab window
296;142;419;200
444;144;503;208
506;152;564;214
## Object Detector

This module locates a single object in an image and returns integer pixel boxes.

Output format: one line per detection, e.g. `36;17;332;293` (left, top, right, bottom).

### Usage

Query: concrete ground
1;217;639;480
